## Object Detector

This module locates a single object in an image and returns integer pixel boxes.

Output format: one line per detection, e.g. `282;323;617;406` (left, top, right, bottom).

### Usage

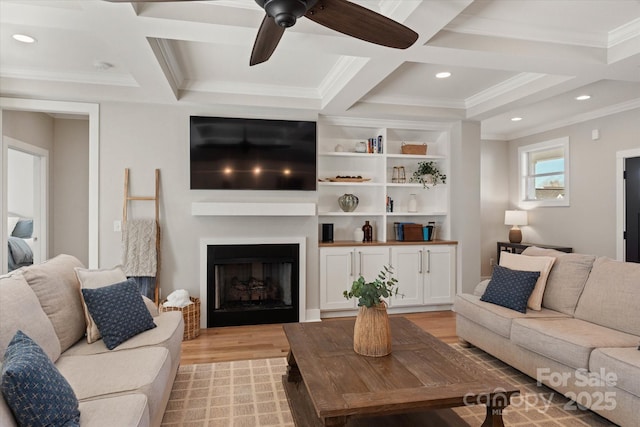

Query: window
519;137;570;207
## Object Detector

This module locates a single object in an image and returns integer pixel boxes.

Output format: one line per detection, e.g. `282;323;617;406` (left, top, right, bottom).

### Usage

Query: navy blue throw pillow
1;331;80;427
81;278;156;350
481;265;540;313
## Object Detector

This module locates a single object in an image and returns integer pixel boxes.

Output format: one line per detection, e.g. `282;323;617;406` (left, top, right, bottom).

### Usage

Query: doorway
617;149;640;262
624;157;640;262
6;139;48;270
0;98;99;273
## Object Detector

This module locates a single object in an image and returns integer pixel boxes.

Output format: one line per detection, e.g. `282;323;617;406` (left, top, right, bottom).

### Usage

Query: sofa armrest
473;279;490;297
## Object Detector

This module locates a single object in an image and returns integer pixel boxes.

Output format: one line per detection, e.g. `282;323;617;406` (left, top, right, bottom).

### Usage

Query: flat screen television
190;116;317;191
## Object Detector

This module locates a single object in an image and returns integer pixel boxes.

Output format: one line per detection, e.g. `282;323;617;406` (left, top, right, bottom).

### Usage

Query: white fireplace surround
199;237;307;328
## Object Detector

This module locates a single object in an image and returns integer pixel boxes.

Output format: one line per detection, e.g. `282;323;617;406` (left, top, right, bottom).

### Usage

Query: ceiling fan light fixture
256;0;318;28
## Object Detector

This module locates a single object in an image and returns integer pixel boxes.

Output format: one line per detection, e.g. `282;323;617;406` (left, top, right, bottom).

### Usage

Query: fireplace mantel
192;202;316;216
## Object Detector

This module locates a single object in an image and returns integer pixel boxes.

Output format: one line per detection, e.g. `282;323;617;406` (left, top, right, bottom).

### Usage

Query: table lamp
505;210;528;243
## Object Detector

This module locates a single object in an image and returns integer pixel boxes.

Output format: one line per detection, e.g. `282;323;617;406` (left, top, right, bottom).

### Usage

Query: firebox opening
207;243;299;327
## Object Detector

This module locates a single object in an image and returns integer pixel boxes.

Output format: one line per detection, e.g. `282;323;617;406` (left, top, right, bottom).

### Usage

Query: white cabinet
390;244;456;307
317;117;451;243
319;246;390;310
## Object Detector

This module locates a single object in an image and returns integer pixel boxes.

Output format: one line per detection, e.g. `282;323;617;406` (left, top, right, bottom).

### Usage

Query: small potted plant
411;161;447;188
343;266;399;357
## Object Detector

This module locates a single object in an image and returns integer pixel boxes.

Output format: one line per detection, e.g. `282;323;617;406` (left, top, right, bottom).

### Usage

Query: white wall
480;139;509;278
7;149;34;218
507;108;640;257
450;121;482;294
98;103;319;306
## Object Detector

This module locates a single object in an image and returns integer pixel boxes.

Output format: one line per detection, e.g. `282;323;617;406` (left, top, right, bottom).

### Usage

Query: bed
7;217;34;272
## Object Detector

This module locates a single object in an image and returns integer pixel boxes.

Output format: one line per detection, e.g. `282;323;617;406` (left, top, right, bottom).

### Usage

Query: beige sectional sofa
455;247;639;427
0;254;184;427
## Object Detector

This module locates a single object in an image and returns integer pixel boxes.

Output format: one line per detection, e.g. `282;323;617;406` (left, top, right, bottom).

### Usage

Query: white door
4;139;48;272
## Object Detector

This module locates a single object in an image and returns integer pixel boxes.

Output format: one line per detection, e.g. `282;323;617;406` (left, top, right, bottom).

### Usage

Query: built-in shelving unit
317;116;451;243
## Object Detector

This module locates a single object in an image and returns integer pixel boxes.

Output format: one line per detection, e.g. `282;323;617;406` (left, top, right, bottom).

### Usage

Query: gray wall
506;108;640;257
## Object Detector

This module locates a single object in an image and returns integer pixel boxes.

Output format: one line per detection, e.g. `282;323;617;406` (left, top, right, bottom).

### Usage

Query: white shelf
318;181;383;187
318;211;386;216
387;211;447;216
386;154;445;160
386;183;423;188
319;152;383;157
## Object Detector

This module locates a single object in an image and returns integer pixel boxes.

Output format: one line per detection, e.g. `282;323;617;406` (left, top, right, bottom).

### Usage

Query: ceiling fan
105;0;419;66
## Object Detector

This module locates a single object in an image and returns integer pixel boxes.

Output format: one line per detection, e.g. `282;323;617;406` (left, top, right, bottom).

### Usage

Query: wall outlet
113;220;122;232
489;257;495;267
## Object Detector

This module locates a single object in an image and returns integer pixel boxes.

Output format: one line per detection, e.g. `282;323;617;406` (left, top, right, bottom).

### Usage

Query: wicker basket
160;297;200;341
401;143;427;155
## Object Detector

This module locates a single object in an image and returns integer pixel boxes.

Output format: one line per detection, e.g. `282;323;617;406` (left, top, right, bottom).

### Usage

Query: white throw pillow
499;252;556;311
75;265;127;343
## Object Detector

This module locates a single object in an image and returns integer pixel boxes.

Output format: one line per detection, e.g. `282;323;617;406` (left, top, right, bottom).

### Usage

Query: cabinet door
354;246;391;281
390;246;424;307
424;245;455;304
320;247;356;310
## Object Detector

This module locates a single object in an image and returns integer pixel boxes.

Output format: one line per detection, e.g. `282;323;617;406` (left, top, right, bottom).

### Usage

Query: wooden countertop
319;239;458;247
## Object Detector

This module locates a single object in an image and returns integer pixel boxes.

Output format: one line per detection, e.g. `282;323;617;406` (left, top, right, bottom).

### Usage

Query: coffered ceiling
1;0;639;139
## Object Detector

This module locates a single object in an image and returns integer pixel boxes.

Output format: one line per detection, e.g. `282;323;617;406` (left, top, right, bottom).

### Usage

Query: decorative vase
338;193;359;212
353;303;392;357
408;194;418;213
422;174;435;185
353;228;364;242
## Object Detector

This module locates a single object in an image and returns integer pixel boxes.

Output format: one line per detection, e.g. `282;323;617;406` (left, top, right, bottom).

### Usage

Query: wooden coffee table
282;317;518;427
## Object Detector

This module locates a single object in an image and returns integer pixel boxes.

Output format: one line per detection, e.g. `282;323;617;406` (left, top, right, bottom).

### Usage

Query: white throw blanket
164;289;193;308
122;218;158;276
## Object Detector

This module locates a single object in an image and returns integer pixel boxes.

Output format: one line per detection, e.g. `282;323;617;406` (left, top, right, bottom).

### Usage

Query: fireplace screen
214;262;292;311
207;243;299;327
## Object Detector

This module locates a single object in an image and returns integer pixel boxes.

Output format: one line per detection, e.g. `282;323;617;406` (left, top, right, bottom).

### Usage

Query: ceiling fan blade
250;14;286;66
305;0;418;49
104;0;199;2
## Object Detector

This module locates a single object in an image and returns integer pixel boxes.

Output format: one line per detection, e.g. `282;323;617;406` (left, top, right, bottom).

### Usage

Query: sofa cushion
574;257;640;336
56;346;172;425
499;252;555;311
0;273;61;362
79;394;149;427
75;265;128;343
480;265;540;313
81;279;157;350
454;294;569;338
590;347;640;398
1;331;80;427
511;318;640;370
20;254;86;352
521;247;595;315
63;311;183;365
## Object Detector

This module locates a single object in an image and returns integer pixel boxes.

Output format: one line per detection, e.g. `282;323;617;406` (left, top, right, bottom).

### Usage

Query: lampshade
504;210;528;226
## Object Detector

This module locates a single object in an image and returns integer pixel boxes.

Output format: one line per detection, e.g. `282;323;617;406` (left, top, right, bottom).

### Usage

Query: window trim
518;137;570;207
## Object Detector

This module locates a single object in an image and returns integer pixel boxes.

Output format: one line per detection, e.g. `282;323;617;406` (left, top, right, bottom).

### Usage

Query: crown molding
608;17;640;47
154;38;184;89
0;67;138;87
318;56;368;101
465;73;547;109
504;98;640;140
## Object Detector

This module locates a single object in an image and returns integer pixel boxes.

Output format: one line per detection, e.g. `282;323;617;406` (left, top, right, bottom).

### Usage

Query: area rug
161;345;617;427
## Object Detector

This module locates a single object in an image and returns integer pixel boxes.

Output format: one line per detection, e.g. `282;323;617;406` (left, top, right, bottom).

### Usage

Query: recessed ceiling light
12;34;36;44
575;95;591;101
435;72;451;79
511;117;523;122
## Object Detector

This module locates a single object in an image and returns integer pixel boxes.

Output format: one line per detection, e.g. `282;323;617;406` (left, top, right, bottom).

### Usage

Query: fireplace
206;242;301;327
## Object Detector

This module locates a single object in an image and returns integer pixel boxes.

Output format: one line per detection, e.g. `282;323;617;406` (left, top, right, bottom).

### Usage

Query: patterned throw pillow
81;278;156;350
481;265;540;313
1;331;80;426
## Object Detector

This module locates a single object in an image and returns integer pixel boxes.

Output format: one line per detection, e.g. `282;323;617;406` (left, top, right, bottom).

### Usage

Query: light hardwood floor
181;310;457;365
